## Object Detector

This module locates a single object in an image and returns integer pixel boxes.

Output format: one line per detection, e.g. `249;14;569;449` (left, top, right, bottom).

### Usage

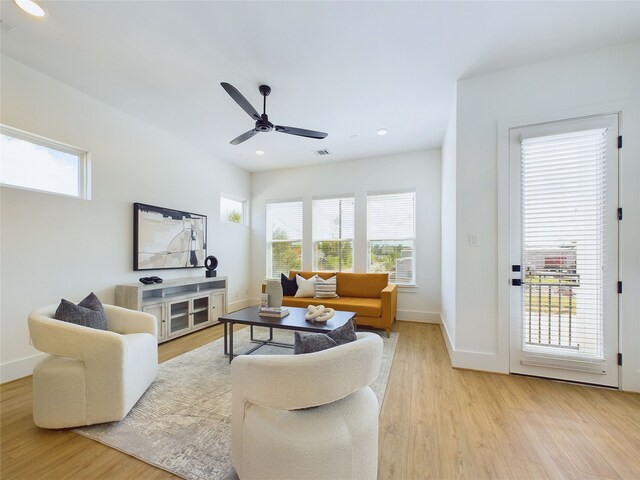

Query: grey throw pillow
294;331;338;354
294;319;357;354
327;319;357;345
54;292;108;330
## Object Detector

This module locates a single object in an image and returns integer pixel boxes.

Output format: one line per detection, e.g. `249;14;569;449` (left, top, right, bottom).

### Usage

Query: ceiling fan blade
221;82;261;121
230;129;259;145
274;125;328;139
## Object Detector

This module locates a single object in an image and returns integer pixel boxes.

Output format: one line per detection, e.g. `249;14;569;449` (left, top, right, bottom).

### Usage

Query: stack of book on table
258;306;290;318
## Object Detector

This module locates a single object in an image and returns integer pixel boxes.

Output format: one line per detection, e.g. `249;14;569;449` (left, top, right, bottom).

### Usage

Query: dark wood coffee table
219;306;357;362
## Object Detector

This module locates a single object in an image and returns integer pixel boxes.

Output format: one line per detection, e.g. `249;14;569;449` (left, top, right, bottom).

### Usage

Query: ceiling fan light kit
221;82;328;145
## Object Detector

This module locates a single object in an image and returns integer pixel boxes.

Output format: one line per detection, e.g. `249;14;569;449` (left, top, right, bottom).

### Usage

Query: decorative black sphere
205;255;218;271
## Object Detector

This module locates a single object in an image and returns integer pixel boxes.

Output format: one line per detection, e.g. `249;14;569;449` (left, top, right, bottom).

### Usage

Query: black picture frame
133;202;207;271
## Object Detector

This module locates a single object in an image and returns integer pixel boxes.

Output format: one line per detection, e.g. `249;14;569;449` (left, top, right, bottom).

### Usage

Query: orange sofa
279;271;397;337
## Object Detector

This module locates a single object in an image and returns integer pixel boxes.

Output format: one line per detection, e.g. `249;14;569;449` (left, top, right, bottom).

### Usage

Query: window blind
520;128;608;368
367;191;416;285
266;200;303;278
312;197;354;272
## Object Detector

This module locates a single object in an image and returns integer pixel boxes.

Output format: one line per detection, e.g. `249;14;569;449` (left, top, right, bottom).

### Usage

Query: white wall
250;150;442;322
448;42;640;391
441;87;457;348
0;55;252;382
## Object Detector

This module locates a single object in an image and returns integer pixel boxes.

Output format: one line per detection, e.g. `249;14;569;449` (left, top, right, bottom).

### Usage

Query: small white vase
266;280;283;308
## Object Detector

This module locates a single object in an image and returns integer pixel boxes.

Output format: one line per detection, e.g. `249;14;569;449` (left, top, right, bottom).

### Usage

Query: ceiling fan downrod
259;84;271;118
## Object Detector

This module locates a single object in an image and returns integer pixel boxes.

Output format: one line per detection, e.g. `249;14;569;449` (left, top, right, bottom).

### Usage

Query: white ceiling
1;1;638;172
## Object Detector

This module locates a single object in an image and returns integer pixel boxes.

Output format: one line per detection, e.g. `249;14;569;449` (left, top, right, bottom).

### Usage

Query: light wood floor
2;322;639;479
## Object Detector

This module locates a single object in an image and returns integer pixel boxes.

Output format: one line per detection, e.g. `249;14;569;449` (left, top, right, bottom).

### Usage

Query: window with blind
312;196;354;272
367;191;416;285
520;127;609;364
266;200;303;278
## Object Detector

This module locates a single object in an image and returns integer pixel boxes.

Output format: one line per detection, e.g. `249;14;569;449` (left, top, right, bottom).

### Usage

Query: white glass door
192;295;210;328
509;114;619;387
168;299;191;337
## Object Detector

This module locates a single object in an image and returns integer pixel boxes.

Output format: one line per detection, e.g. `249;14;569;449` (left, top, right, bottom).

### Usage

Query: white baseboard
227;298;254;313
244;298;440;325
1;352;45;384
448;348;506;373
439;316;507;373
396;310;440;323
440;315;456;363
0;298;254;384
233;302;441;324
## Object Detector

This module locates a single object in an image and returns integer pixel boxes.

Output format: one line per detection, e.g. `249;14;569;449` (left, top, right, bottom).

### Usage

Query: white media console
115;276;227;343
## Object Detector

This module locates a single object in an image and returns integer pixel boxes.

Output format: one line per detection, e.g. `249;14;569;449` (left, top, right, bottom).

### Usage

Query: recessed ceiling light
376;128;388;136
14;0;46;17
255;150;265;156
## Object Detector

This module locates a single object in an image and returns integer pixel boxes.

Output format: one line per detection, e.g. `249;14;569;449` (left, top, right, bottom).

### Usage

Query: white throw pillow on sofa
294;275;317;297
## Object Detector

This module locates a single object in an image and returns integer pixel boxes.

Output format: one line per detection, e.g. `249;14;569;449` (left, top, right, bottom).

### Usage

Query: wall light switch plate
469;234;479;247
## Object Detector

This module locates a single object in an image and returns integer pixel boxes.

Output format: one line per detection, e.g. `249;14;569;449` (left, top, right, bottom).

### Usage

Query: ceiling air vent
314;149;331;156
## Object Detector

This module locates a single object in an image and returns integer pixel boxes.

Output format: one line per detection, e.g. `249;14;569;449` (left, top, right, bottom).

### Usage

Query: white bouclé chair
231;332;383;480
28;304;158;429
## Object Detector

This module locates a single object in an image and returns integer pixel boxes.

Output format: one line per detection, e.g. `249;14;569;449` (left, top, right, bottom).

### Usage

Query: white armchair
231;332;383;480
28;304;158;429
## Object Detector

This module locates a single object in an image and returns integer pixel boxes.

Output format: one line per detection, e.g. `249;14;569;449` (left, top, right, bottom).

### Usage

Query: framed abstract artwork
133;203;207;271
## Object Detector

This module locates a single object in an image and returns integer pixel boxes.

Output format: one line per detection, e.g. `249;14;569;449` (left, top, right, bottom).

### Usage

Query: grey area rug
74;327;399;480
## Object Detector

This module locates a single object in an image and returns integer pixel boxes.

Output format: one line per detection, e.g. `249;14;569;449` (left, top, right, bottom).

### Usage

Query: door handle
511;279;522;286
